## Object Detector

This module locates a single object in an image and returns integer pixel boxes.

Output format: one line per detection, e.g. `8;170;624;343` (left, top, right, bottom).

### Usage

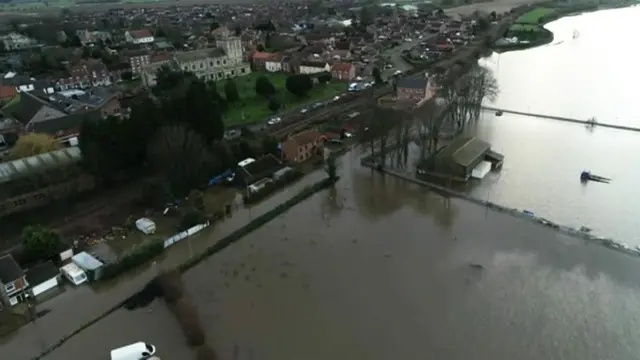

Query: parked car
267;117;281;125
300;107;309;114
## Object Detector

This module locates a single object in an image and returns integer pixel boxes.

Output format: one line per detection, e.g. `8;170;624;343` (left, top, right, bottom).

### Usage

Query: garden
219;72;346;126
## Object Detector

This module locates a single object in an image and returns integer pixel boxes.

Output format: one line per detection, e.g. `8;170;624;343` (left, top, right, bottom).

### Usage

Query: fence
163;222;211;249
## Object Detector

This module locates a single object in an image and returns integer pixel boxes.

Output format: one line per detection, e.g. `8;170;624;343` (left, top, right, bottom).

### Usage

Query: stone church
173;28;251;82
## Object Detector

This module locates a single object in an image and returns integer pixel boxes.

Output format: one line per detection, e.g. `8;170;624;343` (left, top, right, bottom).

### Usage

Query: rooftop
0;254;23;283
0;146;82;184
437;136;491;167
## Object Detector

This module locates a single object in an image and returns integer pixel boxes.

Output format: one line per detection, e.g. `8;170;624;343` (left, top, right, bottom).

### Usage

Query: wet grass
221;72;346;126
516;7;555;24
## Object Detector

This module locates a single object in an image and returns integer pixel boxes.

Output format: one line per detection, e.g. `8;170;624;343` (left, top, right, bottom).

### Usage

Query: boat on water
580;170;611;184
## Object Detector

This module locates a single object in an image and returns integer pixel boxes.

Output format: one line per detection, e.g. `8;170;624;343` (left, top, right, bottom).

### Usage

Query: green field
516;7;555;24
220;72;346;126
0;0;163;12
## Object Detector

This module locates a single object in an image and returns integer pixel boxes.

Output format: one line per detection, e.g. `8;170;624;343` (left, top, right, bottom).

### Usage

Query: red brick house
0;254;28;308
282;130;325;163
396;77;430;102
331;62;356;82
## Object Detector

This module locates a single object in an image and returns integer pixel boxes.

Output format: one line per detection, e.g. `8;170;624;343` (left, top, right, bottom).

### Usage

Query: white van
60;263;88;286
111;342;156;360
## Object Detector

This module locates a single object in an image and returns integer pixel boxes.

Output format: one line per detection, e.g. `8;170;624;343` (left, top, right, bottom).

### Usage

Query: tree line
79;68;278;198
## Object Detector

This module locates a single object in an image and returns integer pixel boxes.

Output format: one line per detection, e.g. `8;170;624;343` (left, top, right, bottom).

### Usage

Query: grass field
0;0;164;12
220;72;346;126
516;7;555;24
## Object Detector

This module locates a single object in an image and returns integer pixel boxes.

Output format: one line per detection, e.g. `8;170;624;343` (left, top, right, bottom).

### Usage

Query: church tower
215;28;243;65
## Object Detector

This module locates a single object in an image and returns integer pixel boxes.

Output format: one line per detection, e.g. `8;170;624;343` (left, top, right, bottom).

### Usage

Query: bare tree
148;125;215;197
467;64;499;121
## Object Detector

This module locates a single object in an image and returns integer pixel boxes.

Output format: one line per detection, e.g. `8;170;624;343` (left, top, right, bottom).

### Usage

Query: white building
265;58;282;72
299;61;330;75
0;33;39;51
125;29;154;45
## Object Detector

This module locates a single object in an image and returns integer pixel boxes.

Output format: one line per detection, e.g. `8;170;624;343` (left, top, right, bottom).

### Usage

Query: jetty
580;171;611;184
481;106;640;133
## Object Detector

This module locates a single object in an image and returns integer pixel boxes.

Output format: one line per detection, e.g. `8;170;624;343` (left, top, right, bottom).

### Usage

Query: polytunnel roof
0;146;82;184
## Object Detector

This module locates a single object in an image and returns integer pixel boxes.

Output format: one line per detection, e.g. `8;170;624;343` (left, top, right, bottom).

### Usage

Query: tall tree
255;75;276;98
22;225;64;262
372;67;383;84
224;79;240;103
147;125;215;196
285;74;313;97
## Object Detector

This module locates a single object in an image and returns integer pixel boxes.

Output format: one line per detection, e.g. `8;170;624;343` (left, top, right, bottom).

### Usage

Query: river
468;6;640;244
178;151;640;360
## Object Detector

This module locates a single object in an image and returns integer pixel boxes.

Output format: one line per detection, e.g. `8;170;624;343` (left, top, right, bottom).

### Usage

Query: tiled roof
331;62;353;72
130;29;153;39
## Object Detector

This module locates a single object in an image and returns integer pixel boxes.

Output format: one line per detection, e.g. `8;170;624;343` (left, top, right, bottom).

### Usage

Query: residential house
0;85;17;105
396;77;432;102
331;62;356;82
50;89;122;119
174;33;250;81
140;53;173;88
125;50;151;75
298;61;330;75
125;29;155;45
3;90;102;142
25;261;60;298
282;130;324;163
55;59;111;90
265;54;283;72
0;33;39;51
0;255;28;308
76;29;112;46
251;51;276;71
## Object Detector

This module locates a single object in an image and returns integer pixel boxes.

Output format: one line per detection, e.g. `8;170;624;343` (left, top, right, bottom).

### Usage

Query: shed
72;252;105;281
25;261;60;297
433;136;491;180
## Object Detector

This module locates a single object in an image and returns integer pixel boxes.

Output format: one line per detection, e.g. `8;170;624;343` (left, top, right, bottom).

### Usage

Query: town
0;0;507;358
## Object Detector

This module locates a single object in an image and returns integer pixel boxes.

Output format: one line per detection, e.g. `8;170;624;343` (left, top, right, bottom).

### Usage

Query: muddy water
181;152;640;360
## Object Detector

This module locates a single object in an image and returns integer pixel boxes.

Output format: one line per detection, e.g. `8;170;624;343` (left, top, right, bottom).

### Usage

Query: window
216;60;220;66
191;64;196;70
223;60;227;65
210;61;214;67
13;198;26;207
231;70;235;75
241;68;246;73
218;72;223;78
33;193;45;201
183;66;188;70
5;282;15;293
200;63;204;69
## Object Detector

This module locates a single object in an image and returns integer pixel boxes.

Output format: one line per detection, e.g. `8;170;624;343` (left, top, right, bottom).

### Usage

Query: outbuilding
72;252;105;282
25;261;60;297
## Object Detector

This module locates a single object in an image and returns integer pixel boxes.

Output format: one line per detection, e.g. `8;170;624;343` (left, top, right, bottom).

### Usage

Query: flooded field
42;301;192;360
175;155;640;360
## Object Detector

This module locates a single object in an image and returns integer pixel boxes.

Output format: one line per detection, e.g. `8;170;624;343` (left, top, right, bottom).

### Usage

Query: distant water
463;6;640;244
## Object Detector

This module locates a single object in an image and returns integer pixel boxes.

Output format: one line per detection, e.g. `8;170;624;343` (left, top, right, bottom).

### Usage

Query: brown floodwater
178;152;640;360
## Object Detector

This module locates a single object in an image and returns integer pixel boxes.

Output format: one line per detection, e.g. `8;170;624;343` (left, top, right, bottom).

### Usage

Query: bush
179;208;208;231
157;270;184;304
196;344;219;360
170;298;206;347
101;240;164;280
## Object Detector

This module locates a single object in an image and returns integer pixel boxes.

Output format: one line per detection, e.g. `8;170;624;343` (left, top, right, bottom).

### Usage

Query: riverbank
492;2;630;52
360;154;640;260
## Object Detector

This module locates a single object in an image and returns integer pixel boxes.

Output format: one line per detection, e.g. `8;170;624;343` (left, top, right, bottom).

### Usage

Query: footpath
0;169;328;360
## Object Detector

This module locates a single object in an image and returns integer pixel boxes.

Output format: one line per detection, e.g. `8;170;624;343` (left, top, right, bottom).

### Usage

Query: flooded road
0;167;331;360
179;152;640;360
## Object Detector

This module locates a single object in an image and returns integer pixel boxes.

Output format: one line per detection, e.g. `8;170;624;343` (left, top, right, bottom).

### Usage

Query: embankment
360;155;640;260
30;176;337;360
